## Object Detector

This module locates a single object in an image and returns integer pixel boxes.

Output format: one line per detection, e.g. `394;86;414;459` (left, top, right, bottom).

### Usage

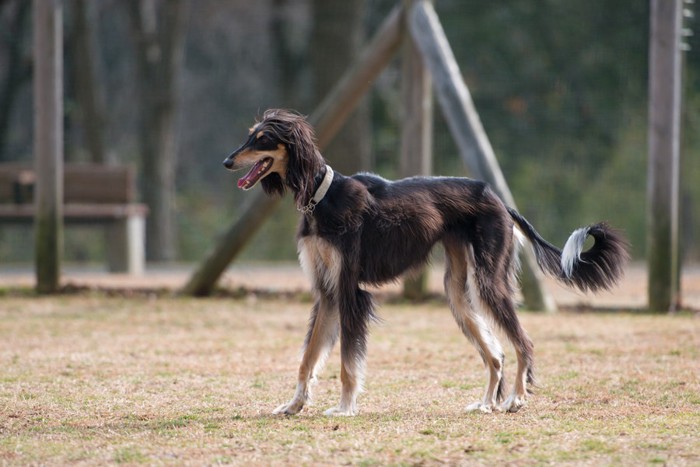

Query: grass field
1;294;698;465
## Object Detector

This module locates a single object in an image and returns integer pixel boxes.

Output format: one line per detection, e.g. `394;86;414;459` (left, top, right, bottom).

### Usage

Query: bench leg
106;215;145;274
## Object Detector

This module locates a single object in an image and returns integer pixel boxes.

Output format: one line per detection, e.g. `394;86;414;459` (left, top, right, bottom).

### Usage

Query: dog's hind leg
444;237;505;414
470;234;534;413
273;294;339;415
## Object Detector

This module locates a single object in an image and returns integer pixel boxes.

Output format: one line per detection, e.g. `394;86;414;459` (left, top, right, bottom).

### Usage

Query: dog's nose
223;158;233;169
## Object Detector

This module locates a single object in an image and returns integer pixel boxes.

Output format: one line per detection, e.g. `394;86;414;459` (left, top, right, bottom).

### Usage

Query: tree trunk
311;0;371;174
71;0;107;164
0;0;31;161
270;0;306;108
126;0;187;262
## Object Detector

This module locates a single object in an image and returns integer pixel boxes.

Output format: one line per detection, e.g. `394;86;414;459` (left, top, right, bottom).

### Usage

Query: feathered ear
284;118;323;207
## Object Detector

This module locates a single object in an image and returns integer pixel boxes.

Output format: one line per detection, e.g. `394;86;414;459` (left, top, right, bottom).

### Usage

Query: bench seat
0;164;148;274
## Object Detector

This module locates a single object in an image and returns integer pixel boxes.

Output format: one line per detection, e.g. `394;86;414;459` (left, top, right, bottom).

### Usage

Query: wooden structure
33;0;63;293
184;0;555;311
0;164;148;274
647;0;684;312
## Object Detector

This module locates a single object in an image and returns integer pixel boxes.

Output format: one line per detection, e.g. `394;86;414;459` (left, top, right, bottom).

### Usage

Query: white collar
298;165;333;214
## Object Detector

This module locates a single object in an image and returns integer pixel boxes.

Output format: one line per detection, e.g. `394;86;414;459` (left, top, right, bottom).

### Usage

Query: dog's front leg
324;288;373;417
273;295;338;415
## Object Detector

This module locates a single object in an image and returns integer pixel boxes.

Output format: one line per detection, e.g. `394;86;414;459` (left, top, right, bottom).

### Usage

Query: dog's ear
261;172;285;197
284;118;323;207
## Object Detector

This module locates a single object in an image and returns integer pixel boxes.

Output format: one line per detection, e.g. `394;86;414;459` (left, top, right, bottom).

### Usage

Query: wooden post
647;0;683;312
401;0;433;300
182;6;404;296
33;0;64;294
408;0;555;312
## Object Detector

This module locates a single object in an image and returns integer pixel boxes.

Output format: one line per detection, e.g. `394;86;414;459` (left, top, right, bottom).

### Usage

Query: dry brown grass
0;294;698;465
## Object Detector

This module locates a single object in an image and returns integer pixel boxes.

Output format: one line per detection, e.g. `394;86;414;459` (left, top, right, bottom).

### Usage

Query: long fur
224;109;630;415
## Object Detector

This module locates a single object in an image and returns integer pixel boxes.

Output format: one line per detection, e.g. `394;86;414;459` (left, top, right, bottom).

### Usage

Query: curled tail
507;207;629;293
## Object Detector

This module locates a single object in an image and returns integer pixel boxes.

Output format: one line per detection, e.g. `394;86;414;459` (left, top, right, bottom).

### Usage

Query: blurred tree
67;0;107;163
0;0;31;161
271;0;309;107
125;0;187;262
311;0;371;173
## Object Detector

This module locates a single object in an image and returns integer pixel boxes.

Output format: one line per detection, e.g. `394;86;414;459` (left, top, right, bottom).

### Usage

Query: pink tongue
237;176;250;189
237;159;266;189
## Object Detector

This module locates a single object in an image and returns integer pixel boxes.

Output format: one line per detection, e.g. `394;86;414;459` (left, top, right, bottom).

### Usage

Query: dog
223;109;628;415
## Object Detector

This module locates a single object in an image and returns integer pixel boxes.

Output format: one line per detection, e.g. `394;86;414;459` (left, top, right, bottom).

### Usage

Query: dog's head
223;109;324;206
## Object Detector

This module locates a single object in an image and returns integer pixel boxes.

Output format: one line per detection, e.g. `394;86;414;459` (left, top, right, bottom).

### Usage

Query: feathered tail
507;207;629;293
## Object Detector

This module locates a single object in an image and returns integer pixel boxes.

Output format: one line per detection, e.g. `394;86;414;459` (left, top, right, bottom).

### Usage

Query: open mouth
237;157;273;190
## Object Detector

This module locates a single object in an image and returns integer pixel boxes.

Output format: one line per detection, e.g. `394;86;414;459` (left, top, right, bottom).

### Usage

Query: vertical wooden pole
401;0;433;300
33;0;64;294
647;0;683;312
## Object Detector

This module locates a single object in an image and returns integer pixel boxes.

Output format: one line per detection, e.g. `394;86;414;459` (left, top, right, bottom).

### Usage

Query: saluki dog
223;109;628;415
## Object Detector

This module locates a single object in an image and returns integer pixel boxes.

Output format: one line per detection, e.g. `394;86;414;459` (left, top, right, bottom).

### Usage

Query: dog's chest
297;235;342;293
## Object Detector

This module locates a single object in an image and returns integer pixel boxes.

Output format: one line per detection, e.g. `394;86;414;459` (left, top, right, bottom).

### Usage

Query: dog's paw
501;394;527;413
323;406;356;417
272;399;305;416
465;401;500;414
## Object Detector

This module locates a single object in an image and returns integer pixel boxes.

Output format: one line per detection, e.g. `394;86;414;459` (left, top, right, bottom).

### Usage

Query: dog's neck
297;165;333;215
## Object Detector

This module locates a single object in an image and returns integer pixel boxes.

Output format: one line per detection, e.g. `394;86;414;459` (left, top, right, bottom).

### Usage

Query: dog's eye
256;134;277;150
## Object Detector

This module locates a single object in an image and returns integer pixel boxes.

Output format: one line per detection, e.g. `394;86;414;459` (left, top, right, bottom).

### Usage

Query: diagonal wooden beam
182;6;404;296
408;0;556;311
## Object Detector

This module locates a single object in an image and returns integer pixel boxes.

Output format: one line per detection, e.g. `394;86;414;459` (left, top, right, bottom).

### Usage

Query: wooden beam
182;6;404;296
400;0;433;300
647;0;683;312
33;0;64;294
408;0;555;312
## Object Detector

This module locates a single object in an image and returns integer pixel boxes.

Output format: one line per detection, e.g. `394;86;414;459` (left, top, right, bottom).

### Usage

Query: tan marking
298;296;337;382
230;144;289;181
256;131;264;139
298;236;342;294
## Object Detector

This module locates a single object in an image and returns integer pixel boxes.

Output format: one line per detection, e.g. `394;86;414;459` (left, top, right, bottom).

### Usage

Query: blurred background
0;0;698;268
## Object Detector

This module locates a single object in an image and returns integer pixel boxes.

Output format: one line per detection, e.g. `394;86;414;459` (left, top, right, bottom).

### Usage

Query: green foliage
435;1;652;247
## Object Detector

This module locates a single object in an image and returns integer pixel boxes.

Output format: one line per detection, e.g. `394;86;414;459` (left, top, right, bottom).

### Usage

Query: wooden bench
0;163;148;274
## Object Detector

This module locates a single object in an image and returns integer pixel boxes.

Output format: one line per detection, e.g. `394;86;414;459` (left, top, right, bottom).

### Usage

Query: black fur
508;207;630;292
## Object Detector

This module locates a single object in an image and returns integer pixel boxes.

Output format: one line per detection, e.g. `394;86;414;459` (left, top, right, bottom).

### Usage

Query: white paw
501;394;527;413
465;401;495;413
323;406;356;417
272;399;305;416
